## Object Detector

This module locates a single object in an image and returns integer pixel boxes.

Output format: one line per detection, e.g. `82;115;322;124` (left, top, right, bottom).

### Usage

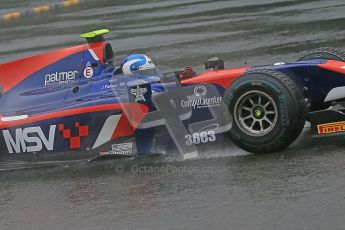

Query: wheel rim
234;90;278;137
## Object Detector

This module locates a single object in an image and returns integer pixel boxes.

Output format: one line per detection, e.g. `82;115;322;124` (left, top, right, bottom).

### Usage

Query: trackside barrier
0;0;90;22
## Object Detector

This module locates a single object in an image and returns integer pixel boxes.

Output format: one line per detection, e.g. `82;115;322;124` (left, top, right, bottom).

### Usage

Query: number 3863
185;131;216;145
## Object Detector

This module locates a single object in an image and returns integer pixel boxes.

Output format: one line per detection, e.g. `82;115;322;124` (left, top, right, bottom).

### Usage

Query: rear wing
80;29;110;43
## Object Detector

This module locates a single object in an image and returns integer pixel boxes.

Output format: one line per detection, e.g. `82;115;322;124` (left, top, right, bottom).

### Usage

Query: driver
115;53;196;80
115;54;158;76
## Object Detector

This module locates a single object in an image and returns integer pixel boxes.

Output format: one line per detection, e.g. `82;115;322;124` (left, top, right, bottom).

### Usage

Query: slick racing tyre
223;70;307;154
298;47;345;61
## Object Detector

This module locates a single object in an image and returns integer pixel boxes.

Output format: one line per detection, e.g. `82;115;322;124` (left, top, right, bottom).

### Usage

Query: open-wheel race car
1;29;345;163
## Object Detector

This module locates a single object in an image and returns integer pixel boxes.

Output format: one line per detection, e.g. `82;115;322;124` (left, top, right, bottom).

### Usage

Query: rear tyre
298;47;345;61
223;70;307;154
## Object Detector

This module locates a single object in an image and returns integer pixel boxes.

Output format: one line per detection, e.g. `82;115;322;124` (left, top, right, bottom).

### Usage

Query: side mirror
205;57;224;70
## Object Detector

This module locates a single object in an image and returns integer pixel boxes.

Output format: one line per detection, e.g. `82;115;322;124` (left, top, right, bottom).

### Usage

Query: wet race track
1;0;345;229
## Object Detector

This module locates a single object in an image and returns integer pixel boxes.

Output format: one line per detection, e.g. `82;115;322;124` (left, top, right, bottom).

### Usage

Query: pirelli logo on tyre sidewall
317;121;345;135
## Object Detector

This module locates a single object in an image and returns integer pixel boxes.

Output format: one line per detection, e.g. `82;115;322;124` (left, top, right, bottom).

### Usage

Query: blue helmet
121;54;157;76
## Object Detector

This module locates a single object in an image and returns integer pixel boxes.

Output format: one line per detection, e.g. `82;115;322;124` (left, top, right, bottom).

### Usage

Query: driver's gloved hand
179;66;196;80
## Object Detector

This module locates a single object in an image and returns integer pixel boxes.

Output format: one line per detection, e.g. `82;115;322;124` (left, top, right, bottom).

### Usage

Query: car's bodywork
1;30;345;162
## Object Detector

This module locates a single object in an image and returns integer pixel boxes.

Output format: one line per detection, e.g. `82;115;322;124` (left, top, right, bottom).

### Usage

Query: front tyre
298;47;345;61
224;70;307;153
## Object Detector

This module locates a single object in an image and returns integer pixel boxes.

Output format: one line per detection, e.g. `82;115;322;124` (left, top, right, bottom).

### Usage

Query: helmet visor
138;68;158;76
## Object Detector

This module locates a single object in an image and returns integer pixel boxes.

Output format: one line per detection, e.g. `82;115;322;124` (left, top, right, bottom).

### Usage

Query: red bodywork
0;41;106;93
318;60;345;73
182;67;250;89
0;41;249;145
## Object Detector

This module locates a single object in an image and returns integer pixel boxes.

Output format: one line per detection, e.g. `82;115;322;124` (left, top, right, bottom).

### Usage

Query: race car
1;28;345;163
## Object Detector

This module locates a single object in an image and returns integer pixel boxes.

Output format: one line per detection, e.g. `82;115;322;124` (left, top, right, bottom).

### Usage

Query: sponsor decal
44;71;78;86
59;122;89;149
2;122;89;154
130;85;148;102
194;85;207;97
99;142;134;156
3;125;56;154
112;142;134;155
83;67;93;78
185;130;216;145
181;97;222;109
317;121;345;134
181;85;222;109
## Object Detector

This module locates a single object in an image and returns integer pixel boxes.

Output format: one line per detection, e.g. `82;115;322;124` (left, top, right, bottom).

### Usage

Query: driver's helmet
121;54;157;76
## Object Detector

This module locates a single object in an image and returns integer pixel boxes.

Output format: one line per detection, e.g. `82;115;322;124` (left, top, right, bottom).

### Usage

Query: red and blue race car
1;29;345;163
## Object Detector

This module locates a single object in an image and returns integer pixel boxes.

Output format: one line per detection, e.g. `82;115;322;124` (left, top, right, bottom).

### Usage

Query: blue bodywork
1;42;345;162
250;60;345;109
